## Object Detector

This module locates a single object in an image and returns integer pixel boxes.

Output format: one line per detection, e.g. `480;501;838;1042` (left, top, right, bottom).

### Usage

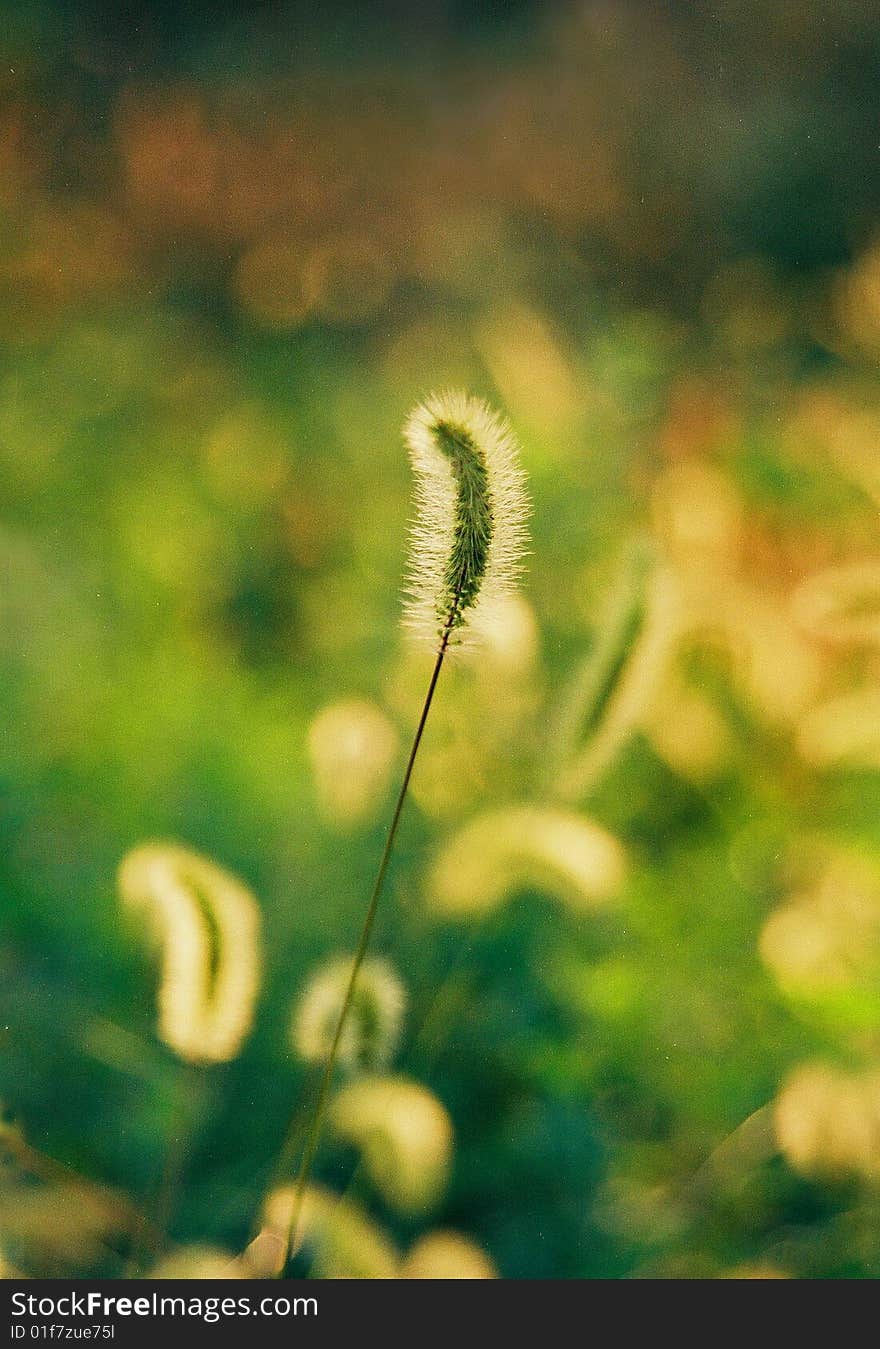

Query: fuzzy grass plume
403;391;529;643
329;1076;453;1215
273;391;529;1272
118;842;262;1065
118;842;263;1274
292;955;406;1073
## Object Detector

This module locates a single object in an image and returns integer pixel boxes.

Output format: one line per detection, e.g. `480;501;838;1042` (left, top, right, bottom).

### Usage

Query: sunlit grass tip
255;1183;398;1279
292;955;407;1073
118;842;262;1065
403;390;530;645
275;390;527;1263
401;1231;497;1279
328;1075;453;1215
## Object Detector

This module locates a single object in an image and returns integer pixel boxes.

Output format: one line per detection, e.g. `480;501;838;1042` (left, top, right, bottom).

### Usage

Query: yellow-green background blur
3;0;880;1279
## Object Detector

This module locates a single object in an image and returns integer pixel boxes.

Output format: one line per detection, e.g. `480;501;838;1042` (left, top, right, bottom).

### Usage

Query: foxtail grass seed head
306;698;399;827
292;956;407;1073
118;842;262;1065
0;1176;129;1272
328;1075;453;1215
401;1231;497;1279
429;806;626;917
0;1107;26;1168
257;1183;398;1279
403;390;529;645
790;558;880;646
796;686;880;770
150;1246;253;1279
759;850;880;995
774;1062;880;1182
552;536;656;759
553;541;680;800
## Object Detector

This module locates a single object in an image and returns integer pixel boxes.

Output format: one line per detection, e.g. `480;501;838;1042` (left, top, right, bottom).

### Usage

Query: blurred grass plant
116;844;262;1271
292;956;406;1075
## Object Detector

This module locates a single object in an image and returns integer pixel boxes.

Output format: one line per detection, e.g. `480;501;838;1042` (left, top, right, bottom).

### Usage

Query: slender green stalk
275;609;457;1274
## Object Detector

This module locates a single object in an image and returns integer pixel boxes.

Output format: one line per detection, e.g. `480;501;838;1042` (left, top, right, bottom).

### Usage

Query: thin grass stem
273;609;457;1274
